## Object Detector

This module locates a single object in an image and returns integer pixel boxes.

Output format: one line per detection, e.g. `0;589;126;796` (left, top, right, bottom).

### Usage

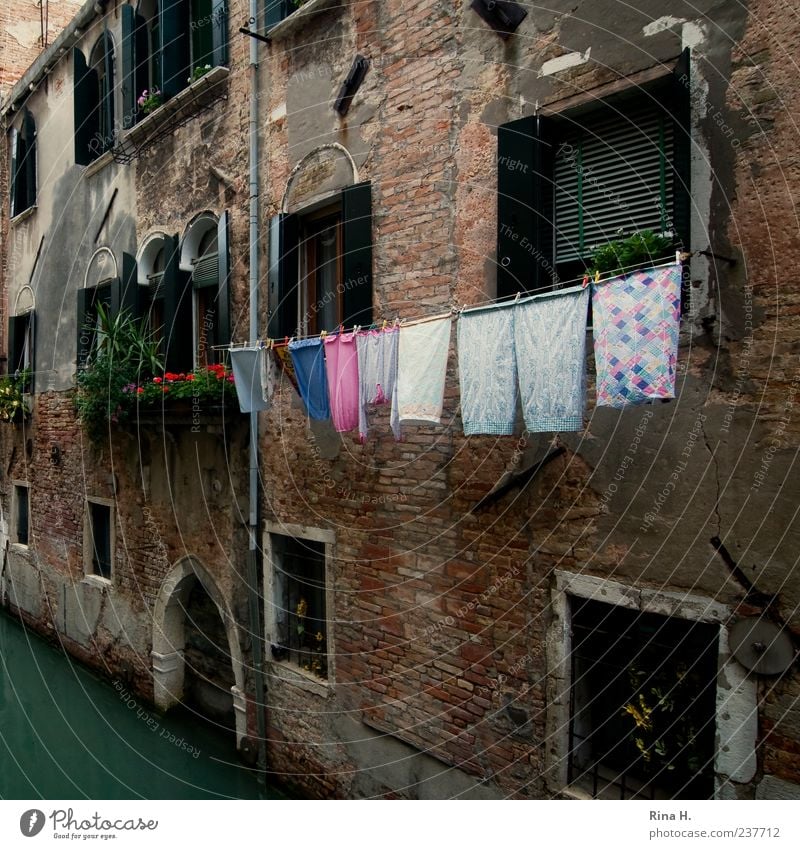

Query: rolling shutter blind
192;252;219;288
554;103;674;264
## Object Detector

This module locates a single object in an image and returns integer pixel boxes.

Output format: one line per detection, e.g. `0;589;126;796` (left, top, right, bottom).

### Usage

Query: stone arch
151;555;247;746
281;142;359;213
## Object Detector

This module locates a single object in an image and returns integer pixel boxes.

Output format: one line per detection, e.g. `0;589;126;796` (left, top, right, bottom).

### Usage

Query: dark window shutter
191;0;214;68
102;30;115;149
22;109;36;211
265;0;292;28
160;0;190;98
211;0;228;67
112;252;139;319
162;234;193;372
341;181;373;327
9;127;19;216
121;6;137;129
267;213;299;339
8;315;23;372
216;211;231;348
76;288;93;367
497;115;555;297
73;47;99;165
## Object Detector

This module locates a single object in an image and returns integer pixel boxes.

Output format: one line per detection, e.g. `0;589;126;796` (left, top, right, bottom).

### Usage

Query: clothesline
213;253;686;351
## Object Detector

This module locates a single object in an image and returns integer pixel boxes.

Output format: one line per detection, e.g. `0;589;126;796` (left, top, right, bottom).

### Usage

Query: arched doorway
151;556;247;747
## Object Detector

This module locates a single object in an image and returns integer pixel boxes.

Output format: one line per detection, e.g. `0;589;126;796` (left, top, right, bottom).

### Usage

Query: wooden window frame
299;207;344;336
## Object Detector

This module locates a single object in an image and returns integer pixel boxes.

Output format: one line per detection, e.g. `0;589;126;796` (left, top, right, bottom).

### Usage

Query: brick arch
281;142;359;213
151;555;247;746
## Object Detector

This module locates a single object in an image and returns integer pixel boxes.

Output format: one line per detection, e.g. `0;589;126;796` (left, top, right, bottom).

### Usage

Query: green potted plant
590;229;674;278
0;368;32;423
137;88;163;116
189;65;213;84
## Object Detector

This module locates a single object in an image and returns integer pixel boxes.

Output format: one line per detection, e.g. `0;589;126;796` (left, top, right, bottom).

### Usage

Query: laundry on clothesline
397;316;451;426
357;327;400;441
288;338;331;421
229;346;273;413
324;331;360;433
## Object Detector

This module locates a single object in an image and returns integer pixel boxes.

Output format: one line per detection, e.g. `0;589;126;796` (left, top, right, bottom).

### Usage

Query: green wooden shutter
216;211;231;348
121;6;137;129
191;0;213;68
76;288;93;367
266;0;292;28
112;252;139;319
267;213;299;339
160;0;190;98
23;109;36;211
102;30;115;152
9;127;19;216
211;0;228;67
162;234;193;372
73;47;99;165
497;115;555;297
554;103;674;264
341;182;373;327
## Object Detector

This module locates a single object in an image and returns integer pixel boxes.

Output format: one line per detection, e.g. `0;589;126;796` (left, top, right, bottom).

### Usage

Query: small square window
567;596;718;799
85;500;114;580
270;534;330;680
13;484;29;546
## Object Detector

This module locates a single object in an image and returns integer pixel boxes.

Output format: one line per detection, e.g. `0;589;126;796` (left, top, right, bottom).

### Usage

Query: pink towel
323;332;360;433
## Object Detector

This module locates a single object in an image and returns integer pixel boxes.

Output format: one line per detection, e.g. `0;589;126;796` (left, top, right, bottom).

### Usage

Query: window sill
10;205;36;226
115;66;229;161
270;659;332;697
267;0;341;40
83;150;114;178
82;573;112;591
9;541;30;552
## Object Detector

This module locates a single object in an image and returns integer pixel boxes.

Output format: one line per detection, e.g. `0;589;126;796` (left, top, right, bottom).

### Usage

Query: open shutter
112;252;139;319
23;109;36;210
77;288;93;367
9;127;19;216
162;234;193;372
102;29;115;149
7;315;24;373
341;182;373;327
267;213;299;339
216;211;231;348
121;6;137;129
211;0;228;67
265;0;292;28
74;47;99;165
497;115;554;297
160;0;190;98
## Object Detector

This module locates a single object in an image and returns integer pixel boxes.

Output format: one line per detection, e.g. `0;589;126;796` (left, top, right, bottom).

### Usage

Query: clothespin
581;274;590;289
675;249;682;265
382;319;387;330
594;270;601;285
514;291;521;304
320;330;327;339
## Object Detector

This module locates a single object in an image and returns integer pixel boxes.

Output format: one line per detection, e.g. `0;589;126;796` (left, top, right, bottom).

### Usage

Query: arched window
73;32;115;164
137;234;169;352
8;287;36;393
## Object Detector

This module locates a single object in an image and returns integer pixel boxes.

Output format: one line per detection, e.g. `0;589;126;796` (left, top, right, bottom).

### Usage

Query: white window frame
263;521;335;696
544;570;758;799
83;496;115;586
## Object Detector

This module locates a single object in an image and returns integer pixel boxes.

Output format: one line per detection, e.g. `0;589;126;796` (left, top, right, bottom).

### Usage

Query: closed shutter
9;127;19;216
267;213;299;339
497;115;555;296
341;182;373;327
121;6;137;128
191;0;214;68
211;0;228;67
73;47;99;165
162;234;193;372
160;0;190;98
102;30;115;152
265;0;292;28
554;103;674;264
216;210;231;348
192;252;219;288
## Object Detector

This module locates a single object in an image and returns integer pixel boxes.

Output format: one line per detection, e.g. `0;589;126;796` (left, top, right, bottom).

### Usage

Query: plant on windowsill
0;368;32;423
589;230;674;279
75;305;238;440
137;88;163;116
188;65;213;84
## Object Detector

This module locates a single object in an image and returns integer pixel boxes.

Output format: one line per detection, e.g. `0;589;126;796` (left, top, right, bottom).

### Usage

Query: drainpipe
246;0;268;778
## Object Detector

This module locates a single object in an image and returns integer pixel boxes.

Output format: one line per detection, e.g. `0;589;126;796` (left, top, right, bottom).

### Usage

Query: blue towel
288;338;330;420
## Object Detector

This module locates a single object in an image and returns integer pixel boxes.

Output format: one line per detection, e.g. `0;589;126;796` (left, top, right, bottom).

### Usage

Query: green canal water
0;610;284;799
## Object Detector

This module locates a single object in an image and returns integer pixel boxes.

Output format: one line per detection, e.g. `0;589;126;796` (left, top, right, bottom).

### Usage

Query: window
85;499;113;580
567;596;718;799
270;534;330;680
122;0;228;120
265;1;294;28
9;108;36;217
139;240;167;352
76;281;113;367
268;182;373;338
13;484;29;546
496;61;690;297
73;33;115;165
7;309;35;392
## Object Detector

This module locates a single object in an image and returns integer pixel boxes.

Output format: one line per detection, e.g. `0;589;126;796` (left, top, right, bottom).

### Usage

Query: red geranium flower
153;377;162;384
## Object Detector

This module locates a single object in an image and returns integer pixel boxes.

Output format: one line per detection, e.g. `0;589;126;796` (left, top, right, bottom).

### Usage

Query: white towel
396;317;451;426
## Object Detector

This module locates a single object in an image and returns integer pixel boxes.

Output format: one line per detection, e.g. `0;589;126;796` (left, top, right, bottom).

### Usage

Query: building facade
1;0;799;800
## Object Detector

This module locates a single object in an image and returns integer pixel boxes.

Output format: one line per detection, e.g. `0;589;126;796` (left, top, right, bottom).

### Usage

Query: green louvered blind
554;103;674;264
192;252;219;288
